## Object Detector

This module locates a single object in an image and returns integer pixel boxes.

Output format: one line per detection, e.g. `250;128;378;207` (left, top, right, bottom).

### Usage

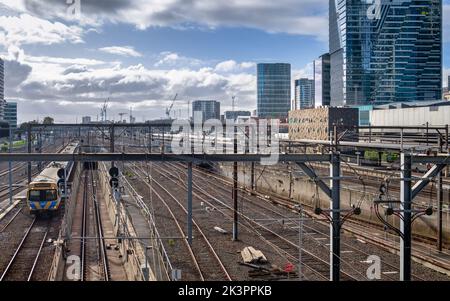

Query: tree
19;120;39;131
43;117;54;125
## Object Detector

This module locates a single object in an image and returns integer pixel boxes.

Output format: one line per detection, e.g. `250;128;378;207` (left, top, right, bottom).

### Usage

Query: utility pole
187;162;193;245
330;152;341;281
27;123;32;184
437;171;443;251
295;205;304;280
110;124;115;168
400;153;412;281
232;124;238;241
8;125;12;205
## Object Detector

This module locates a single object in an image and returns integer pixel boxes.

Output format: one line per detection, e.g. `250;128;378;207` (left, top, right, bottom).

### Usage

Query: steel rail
155;162;358;281
27;231;48;281
0;217;39;281
131;163;233;281
0;207;23;233
128;164;205;281
90;169;111;281
80;171;87;281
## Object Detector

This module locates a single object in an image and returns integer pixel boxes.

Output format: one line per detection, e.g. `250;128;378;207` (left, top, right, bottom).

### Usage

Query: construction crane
165;93;178;119
100;98;109;123
118;112;128;123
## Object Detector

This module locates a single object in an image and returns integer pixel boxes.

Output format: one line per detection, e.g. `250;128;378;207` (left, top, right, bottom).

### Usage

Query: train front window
29;190;57;202
46;190;57;200
29;190;41;202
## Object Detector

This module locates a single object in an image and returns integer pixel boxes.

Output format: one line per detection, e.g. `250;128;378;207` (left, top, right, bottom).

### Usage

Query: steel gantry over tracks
2;151;449;282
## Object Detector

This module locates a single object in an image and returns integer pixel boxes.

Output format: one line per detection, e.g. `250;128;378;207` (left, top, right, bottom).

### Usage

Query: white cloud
2;1;449;44
99;46;142;57
2;0;328;39
292;62;314;80
215;60;255;73
154;52;203;68
25;55;106;66
444;4;450;43
7;50;258;122
0;13;84;48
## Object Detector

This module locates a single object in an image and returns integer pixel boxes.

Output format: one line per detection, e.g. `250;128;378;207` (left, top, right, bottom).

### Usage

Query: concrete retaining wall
218;162;450;245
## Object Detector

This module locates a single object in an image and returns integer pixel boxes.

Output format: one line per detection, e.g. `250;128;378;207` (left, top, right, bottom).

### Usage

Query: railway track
0;217;49;281
148;162;358;281
168;162;445;280
0;205;24;233
119;170;201;281
128;163;232;281
80;169;110;281
130;162;353;280
97;137;449;280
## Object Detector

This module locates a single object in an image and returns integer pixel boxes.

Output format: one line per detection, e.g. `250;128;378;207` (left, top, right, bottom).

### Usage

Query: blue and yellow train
27;142;78;214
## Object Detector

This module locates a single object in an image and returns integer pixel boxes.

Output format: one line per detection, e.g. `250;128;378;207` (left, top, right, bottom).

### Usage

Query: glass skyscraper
0;58;4;101
0;58;6;120
5;102;17;129
192;100;221;122
330;0;442;106
257;63;291;119
295;78;315;109
314;53;331;107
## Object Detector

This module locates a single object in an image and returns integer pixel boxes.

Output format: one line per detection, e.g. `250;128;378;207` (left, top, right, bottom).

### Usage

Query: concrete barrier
218;162;450;246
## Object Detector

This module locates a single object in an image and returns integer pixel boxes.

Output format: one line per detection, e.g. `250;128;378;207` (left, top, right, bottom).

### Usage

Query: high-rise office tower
257;63;291;119
295;78;315;109
314;53;331;107
0;58;6;120
0;58;4;101
192;100;221;122
4;102;17;129
330;0;442;106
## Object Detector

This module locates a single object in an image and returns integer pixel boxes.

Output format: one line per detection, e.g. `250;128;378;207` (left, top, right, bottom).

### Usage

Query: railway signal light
109;167;119;189
109;177;119;189
57;168;66;179
109;167;119;178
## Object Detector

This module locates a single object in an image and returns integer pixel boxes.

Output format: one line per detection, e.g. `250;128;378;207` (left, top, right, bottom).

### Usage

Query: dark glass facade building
192;100;221;122
4;102;17;129
257;63;291;119
295;78;315;109
0;58;6;120
330;0;442;106
314;53;331;107
225;110;251;121
0;58;3;101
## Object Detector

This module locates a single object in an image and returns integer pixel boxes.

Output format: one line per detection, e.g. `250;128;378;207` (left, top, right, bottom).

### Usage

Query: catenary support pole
400;153;412;281
27;123;32;184
233;125;238;241
110;124;115;168
330;152;341;281
187;162;193;245
437;171;443;252
8;126;13;205
250;162;255;190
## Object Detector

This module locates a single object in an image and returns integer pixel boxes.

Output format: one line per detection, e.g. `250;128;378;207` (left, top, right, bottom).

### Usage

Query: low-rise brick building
288;107;359;141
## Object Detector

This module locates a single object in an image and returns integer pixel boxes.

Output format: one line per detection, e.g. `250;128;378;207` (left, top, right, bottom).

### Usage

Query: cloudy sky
0;0;449;123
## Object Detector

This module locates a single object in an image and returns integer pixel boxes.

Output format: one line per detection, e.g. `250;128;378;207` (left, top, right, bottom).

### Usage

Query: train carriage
27;142;78;214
